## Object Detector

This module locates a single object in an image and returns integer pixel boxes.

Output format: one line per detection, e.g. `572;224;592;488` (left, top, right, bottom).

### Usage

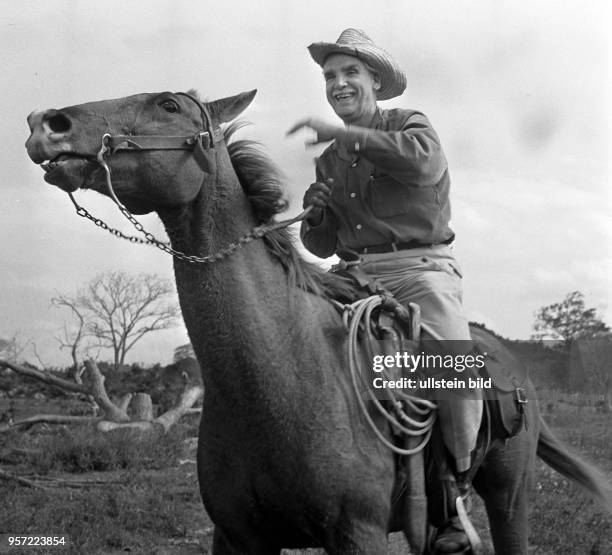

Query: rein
67;91;312;264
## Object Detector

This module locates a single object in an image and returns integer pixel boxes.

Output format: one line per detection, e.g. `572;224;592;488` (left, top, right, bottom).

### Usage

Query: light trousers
359;245;482;472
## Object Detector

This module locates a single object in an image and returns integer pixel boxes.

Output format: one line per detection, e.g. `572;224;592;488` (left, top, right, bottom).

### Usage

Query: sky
1;0;610;368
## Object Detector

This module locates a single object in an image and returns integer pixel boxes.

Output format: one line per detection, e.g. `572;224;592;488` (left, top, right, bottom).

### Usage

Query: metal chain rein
68;133;312;264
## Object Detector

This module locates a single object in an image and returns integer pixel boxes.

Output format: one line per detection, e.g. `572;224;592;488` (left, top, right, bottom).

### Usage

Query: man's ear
373;74;382;91
208;90;257;124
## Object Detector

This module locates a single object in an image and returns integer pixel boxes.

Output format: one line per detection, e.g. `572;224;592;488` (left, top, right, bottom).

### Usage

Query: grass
0;469;207;554
27;425;187;473
0;418;207;554
0;404;610;554
528;410;612;554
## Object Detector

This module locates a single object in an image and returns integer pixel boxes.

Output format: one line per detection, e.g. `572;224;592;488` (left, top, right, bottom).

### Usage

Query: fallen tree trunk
97;384;204;434
0;358;203;435
0;467;125;489
0;414;101;433
0;358;127;420
83;359;130;422
0;468;48;489
0;359;89;395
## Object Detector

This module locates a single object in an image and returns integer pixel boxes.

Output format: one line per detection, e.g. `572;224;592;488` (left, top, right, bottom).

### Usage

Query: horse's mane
223;121;358;301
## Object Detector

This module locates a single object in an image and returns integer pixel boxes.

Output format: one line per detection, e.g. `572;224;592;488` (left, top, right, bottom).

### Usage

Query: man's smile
334;90;356;102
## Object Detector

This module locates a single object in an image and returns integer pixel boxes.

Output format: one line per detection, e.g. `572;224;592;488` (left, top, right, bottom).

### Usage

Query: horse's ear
209;90;257;124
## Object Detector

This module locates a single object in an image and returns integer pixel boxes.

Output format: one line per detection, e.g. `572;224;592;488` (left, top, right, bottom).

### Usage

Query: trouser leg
360;248;482;468
361;248;484;553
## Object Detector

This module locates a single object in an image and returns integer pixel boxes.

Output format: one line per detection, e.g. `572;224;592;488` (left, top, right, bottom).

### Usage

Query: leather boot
431;473;482;555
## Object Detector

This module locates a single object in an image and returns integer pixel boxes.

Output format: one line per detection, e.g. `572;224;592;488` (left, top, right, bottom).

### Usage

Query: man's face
323;54;380;125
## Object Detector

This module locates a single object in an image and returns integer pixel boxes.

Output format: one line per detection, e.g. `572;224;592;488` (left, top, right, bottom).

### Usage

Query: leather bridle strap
101;91;222;174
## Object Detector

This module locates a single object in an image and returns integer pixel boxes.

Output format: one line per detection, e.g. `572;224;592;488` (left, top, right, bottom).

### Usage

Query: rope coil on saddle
343;295;437;456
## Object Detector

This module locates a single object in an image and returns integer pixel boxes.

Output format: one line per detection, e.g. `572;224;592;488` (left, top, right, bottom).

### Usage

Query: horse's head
25;90;256;214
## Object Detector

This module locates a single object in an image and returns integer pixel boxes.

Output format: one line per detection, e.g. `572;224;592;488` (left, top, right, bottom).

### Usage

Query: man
287;29;482;554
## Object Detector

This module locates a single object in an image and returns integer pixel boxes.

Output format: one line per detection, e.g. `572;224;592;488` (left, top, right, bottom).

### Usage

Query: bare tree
51;297;91;383
53;271;181;372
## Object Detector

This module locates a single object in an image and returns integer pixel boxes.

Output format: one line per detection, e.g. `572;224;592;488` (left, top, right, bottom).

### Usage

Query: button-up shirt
300;108;454;258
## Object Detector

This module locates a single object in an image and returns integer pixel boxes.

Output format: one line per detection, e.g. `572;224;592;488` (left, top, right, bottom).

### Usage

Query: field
0;398;610;554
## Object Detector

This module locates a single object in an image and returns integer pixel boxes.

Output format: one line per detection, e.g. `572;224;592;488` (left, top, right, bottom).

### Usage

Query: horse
25;89;612;554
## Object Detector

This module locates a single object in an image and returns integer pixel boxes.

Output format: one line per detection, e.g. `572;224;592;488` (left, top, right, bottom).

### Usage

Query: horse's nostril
47;113;71;134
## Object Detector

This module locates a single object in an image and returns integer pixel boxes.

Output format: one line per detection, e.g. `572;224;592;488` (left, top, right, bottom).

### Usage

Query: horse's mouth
40;153;98;191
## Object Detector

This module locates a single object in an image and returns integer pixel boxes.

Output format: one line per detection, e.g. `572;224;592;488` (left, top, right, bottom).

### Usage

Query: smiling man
288;29;483;554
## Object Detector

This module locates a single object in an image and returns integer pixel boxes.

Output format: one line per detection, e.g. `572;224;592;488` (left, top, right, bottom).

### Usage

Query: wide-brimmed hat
308;28;407;100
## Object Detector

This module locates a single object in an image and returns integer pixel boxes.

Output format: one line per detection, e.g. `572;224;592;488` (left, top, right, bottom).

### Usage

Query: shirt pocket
368;174;410;217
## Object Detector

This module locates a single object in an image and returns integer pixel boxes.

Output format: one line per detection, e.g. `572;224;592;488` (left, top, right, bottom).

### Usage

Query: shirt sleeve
299;161;339;258
340;112;447;186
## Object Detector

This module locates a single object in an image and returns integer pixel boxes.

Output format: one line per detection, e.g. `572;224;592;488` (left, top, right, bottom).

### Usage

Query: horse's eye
160;100;180;113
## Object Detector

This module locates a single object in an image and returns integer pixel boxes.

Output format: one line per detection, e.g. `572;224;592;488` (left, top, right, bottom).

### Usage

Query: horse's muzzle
25;109;75;164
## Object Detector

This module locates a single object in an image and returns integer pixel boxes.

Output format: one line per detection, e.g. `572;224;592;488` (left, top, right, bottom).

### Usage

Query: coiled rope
344;295;437;455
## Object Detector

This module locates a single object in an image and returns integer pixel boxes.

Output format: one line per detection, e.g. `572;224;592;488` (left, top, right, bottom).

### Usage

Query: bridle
67;91;311;264
97;92;221;174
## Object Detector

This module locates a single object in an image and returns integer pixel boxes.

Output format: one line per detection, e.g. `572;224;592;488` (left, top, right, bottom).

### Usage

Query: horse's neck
158;174;297;392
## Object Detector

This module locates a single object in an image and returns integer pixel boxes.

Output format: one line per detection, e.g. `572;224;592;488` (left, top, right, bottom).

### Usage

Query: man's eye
160;100;180;113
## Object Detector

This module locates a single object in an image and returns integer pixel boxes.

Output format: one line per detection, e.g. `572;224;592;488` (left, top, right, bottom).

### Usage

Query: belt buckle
339;249;361;262
331;258;361;272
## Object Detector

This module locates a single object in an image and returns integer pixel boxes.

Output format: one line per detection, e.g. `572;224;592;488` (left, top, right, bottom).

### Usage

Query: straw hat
308;28;407;101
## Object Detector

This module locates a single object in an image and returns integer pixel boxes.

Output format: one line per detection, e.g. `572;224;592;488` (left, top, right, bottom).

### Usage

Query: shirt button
356;224;362;230
350;160;358;168
350;192;356;198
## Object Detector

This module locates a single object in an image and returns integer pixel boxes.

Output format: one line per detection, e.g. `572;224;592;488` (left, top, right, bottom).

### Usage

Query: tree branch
0;359;89;394
0;414;101;433
83;359;130;422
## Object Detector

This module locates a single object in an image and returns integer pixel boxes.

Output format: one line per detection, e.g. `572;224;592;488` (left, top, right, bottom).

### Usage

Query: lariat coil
343;295;436;455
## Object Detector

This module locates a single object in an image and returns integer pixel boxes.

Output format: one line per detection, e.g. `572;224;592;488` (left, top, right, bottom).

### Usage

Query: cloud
4;0;610;364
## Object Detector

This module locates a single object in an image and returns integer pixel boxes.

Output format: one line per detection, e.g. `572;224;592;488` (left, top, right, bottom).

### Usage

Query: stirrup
455;495;483;555
431;495;483;555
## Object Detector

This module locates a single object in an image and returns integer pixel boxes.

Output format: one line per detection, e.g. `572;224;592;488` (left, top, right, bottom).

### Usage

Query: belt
337;235;454;260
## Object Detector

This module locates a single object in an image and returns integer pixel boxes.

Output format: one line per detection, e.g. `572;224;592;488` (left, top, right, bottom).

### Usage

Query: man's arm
343;112;446;185
288;112;446;186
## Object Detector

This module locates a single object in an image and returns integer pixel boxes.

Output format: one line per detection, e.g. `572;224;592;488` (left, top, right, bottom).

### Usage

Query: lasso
343;295;437;455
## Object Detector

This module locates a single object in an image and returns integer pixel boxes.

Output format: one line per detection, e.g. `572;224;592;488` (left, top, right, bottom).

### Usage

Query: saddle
331;262;529;553
331;261;529;443
470;325;529;439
